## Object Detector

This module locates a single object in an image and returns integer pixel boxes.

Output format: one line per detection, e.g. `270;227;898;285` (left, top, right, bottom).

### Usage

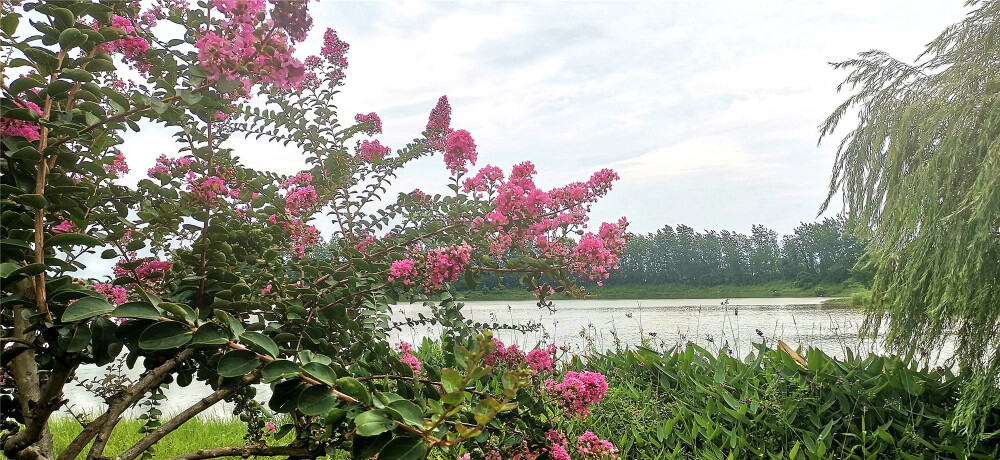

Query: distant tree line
458;215;868;290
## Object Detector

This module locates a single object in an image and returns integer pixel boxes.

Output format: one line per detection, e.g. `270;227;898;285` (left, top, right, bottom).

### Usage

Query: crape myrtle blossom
195;0;307;92
547;430;572;460
354;112;383;136
113;258;173;283
526;344;557;373
443;129;477;175
0;97;42;141
576;432;619;459
356;139;390;163
543;371;608;417
52;219;77;234
424;95;453;150
104;153;130;177
397;342;421;374
388;259;417;285
268;0;312;42
93;283;128;307
483;338;525;367
94;15;152;74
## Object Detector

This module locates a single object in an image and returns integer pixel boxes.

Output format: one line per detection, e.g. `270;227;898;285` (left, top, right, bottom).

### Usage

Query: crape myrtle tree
0;1;629;459
819;0;999;439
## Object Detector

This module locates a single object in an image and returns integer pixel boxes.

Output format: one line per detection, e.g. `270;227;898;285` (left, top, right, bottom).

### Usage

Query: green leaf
1;263;21;279
15;194;47;210
62;296;113;322
385;400;424;428
138;321;192;350
47;232;101;248
8;146;40;161
355;410;395;437
240;332;279;359
301;362;337;386
3;263;47;280
262;360;299;383
190;322;230;346
111;302;162;320
58;325;92;353
158;302;196;324
297;385;336;416
441;368;463;394
0;12;18;35
150;98;169;115
217;349;260;377
335;376;372;406
58;27;87;49
52;7;76;29
377;436;427;460
9;77;43;95
214;309;244;339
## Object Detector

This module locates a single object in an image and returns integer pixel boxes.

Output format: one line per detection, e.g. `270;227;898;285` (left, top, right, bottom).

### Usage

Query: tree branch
163;444;311;460
113;371;261;460
57;349;195;460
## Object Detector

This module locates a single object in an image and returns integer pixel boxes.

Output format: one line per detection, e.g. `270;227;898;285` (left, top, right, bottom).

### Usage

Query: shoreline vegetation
455;280;870;304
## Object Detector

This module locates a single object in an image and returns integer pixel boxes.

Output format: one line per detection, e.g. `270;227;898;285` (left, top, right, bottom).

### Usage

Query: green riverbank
457;280;868;302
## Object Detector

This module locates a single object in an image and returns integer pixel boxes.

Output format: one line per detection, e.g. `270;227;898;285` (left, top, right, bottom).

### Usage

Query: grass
46;417;265;460
458;280;868;302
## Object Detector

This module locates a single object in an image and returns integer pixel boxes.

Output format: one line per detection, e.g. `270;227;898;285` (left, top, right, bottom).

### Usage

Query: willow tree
819;0;1000;438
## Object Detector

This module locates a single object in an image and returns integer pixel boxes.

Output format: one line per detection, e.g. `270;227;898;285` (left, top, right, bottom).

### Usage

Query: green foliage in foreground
580;343;1000;459
459;280;867;302
44;340;999;459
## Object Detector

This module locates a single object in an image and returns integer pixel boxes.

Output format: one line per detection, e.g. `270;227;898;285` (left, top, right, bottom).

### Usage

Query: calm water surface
67;297;934;418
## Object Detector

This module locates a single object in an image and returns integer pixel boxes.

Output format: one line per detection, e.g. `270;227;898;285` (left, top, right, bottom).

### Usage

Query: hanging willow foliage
819;0;1000;438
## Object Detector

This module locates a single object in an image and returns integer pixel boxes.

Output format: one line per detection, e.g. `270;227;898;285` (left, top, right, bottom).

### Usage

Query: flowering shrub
0;1;627;459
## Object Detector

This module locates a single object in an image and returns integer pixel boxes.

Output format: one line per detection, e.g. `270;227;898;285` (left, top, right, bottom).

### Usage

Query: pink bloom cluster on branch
320;28;349;68
52;219;77;234
576;432;619;459
93;283;128;306
443;129;478;175
95;16;152;74
543;370;608;417
354;233;375;253
526;344;556;373
424;242;473;291
397;342;421;373
268;0;312;42
103;153;129;177
196;0;306;91
354;112;382;136
388;259;417;285
570;217;629;285
547;430;572;460
113;258;173;283
483;338;525;367
147;154;193;178
0;97;42;141
356;140;390;163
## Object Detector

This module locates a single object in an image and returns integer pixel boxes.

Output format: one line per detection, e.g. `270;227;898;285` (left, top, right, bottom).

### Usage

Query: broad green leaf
14;194;47;210
159;302;196;324
335;376;371;406
111;302;162;320
62;296;113;322
240;331;279;358
262;360;299;383
190;322;229;346
301;362;337;386
297;384;336;416
441;368;463;394
47;232;101;248
138;321;192;350
377;436;427;460
355;410;395;437
385;400;424;428
58;325;92;353
217;349;260;377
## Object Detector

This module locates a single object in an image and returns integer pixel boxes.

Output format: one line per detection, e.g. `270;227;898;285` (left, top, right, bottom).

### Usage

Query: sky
123;0;972;237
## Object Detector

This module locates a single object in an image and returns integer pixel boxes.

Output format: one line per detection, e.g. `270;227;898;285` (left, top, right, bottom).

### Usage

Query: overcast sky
125;0;972;237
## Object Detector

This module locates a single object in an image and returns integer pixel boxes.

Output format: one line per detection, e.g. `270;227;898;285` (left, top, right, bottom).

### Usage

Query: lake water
65;297;938;418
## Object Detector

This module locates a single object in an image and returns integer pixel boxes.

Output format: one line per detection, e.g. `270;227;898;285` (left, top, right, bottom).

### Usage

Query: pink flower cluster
196;0;306;91
526;344;556;373
1;97;42;141
461;165;504;197
186;173;233;205
354;112;382;136
103;153;129;177
353;233;375;253
483;338;525;367
533;284;555;299
113;258;173;283
425;95;452;140
569;217;628;285
547;430;572;460
397;342;421;373
320;28;349;68
280;172;322;216
356;140;390;163
261;284;273;296
443;129;477;175
388;259;417;285
52;219;77;234
93;283;128;306
423;243;473;291
576;432;618;459
543;371;608;417
147;154;193;178
96;16;151;74
268;0;312;42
